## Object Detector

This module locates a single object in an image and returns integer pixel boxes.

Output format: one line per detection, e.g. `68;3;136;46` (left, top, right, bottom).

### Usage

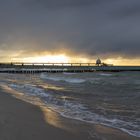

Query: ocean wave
40;73;103;84
8;83;140;138
10;84;50;98
40;73;86;84
63;72;77;75
99;73;113;76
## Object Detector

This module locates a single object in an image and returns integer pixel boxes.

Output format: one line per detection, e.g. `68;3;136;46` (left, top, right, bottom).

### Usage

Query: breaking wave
99;73;113;76
40;73;86;84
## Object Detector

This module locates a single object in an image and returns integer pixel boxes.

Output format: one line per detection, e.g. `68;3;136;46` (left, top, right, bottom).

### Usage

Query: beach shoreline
0;87;139;140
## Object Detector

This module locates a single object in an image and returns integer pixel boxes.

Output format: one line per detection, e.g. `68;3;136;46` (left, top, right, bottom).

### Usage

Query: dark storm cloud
0;0;140;59
24;0;101;8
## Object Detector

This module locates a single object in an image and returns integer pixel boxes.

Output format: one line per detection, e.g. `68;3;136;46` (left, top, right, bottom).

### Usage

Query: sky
0;0;140;65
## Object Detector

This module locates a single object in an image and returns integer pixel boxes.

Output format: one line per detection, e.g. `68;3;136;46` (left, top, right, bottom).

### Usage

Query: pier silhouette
0;62;139;73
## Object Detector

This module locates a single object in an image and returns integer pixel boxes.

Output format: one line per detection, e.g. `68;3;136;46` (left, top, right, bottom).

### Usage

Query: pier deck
0;63;140;73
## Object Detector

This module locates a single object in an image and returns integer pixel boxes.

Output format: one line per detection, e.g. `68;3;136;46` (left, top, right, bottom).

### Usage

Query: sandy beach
0;89;89;140
0;88;139;140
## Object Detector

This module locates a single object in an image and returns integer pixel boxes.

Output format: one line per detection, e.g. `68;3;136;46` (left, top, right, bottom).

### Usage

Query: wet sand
0;89;139;140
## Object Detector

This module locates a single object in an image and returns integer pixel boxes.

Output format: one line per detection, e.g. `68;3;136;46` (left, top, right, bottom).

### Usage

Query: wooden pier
0;62;140;73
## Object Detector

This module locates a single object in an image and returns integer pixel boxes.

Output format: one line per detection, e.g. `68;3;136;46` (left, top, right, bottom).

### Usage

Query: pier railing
0;62;97;66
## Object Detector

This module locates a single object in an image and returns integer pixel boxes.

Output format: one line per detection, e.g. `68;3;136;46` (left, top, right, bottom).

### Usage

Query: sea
0;72;140;138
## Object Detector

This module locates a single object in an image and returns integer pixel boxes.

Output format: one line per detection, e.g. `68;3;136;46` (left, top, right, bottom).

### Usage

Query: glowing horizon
11;54;70;63
6;54;140;66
